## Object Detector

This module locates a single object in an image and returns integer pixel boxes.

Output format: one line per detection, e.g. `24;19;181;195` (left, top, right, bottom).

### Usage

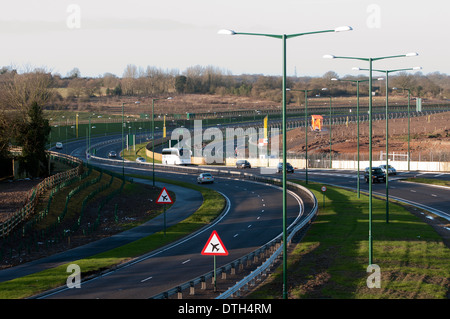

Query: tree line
0;64;448;178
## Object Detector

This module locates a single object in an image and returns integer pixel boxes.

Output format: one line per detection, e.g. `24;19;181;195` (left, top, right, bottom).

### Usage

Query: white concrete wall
332;160;450;172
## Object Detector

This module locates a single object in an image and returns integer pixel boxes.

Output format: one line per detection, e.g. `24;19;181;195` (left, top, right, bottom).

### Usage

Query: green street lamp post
287;88;314;184
152;98;159;187
393;87;412;171
219;25;352;299
321;88;333;168
328;95;332;168
331;77;383;197
121;103;126;179
323;52;418;265
354;66;421;223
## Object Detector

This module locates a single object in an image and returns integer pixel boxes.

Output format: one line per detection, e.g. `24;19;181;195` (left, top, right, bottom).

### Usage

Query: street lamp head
334;26;353;32
218;29;236;35
323;54;335;59
331;78;338;81
377;77;385;81
352;67;361;71
405;52;418;57
413;66;422;70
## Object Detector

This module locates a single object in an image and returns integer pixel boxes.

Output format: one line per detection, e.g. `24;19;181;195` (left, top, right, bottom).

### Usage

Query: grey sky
0;0;448;78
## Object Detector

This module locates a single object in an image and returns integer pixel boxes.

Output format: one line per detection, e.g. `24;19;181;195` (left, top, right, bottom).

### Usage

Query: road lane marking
141;276;153;283
182;259;191;264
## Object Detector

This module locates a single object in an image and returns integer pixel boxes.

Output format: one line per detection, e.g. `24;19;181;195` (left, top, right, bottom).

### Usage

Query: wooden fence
0;152;83;238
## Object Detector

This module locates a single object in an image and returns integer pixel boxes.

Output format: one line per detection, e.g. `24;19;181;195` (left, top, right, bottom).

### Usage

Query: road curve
40;167;302;299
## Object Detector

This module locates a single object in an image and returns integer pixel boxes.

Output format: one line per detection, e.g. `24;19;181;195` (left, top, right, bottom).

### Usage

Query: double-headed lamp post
151;98;159;187
331;77;384;198
354;66;421;223
323;52;418;265
286;88;315;184
219;25;352;299
393;87;412;171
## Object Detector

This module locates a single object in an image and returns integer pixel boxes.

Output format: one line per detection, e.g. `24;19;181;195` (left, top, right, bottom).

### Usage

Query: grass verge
247;180;450;299
404;177;450;187
0;175;225;299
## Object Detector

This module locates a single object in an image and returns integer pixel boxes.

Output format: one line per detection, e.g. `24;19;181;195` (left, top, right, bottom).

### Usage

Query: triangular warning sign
201;230;228;256
156;187;173;204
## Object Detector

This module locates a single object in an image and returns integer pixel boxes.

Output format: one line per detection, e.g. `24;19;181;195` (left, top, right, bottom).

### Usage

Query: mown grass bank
248;181;449;299
0;175;225;299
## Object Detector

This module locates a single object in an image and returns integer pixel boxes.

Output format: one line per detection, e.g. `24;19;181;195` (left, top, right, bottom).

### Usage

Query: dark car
236;159;251;169
108;150;117;158
277;162;294;173
364;167;386;183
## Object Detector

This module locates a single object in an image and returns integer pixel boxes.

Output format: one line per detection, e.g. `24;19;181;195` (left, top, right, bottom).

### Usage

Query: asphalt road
42;167;302;298
38;132;449;298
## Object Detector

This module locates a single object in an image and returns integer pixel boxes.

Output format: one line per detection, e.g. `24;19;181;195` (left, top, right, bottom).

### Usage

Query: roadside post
201;230;229;292
321;186;327;208
156;187;173;236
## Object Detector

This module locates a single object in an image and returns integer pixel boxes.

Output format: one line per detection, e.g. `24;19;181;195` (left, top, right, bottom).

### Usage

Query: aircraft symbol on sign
156;187;173;204
201;230;228;256
210;243;220;252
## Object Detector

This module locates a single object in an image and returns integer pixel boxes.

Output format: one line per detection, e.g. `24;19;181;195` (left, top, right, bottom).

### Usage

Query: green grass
0;175;225;299
404;177;450;187
248;181;450;299
122;142;162;164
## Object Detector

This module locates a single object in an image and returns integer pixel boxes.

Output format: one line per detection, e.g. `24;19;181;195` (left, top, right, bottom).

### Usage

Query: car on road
55;142;63;149
364;167;386;183
379;164;396;175
277;162;294;173
236;159;251;169
136;157;146;163
197;173;214;184
108;151;117;158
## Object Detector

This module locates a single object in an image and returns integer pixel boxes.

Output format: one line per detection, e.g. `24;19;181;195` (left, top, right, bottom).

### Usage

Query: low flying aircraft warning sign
201;230;228;256
156;187;173;204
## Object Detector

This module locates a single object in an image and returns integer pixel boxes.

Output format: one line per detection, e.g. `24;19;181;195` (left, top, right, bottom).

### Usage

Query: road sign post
156;187;173;236
201;230;228;292
321;186;327;208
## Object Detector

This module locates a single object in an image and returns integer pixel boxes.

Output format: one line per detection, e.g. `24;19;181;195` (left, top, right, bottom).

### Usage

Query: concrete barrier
332;159;450;172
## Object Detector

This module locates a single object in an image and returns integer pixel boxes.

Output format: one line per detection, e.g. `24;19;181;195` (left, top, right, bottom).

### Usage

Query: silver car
197;173;214;184
379;164;396;175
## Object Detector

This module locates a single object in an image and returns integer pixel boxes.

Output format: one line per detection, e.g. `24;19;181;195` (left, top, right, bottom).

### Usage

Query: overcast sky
1;0;448;78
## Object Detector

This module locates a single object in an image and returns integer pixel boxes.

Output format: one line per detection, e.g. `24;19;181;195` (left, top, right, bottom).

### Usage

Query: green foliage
16;102;51;177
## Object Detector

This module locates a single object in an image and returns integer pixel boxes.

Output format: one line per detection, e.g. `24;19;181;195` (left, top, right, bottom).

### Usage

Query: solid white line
141;276;153;283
